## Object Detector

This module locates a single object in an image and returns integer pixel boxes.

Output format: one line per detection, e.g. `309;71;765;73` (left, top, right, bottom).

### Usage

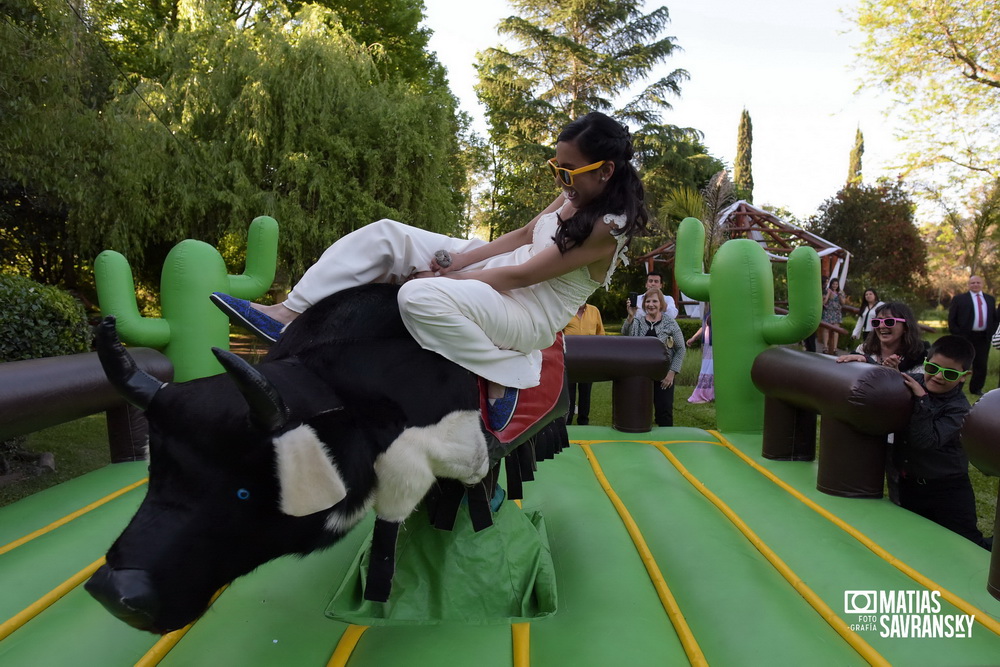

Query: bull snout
85;565;163;633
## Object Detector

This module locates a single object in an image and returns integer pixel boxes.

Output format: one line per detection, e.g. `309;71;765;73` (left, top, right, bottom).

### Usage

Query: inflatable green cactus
675;217;821;433
95;217;279;382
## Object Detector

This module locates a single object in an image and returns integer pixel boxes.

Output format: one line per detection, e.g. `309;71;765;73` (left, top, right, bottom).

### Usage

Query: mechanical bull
86;284;564;634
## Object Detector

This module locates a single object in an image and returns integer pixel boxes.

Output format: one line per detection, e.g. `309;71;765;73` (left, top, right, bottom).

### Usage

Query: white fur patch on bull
373;409;488;522
274;424;348;517
325;493;375;534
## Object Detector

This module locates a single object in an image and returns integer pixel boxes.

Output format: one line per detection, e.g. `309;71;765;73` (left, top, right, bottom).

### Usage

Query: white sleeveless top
480;205;630;338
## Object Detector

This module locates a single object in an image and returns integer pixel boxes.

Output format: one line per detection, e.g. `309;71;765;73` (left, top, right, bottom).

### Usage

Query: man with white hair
948;275;997;395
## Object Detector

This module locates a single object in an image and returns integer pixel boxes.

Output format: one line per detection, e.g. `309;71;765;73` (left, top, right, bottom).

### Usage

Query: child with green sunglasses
893;335;990;550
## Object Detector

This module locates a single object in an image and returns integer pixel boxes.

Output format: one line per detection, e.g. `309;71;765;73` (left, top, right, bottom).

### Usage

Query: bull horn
212;348;289;432
96;316;165;410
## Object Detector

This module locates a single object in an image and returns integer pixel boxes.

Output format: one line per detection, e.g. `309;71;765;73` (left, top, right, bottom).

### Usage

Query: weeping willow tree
0;0;124;289
2;0;466;289
98;2;468;279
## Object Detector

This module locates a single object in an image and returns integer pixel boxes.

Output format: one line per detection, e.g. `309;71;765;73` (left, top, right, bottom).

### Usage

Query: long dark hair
553;112;649;253
861;301;924;359
860;287;879;313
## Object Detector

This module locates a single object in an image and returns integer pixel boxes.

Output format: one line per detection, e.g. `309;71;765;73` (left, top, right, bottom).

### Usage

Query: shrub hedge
0;274;92;361
675;318;703;343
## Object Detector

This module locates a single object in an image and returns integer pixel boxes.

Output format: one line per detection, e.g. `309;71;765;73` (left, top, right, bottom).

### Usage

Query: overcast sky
422;0;898;221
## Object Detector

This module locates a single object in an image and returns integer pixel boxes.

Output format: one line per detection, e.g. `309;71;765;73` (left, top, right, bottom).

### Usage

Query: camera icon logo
844;590;877;614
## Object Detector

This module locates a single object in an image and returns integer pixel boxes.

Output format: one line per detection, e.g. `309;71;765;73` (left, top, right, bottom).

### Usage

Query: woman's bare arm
448;218;617;292
433;195;566;274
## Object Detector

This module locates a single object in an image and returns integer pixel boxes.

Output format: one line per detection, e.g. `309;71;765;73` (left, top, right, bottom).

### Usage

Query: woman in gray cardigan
623;287;686;426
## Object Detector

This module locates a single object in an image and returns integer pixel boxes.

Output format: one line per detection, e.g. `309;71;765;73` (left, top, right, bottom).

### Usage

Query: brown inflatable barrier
960;389;1000;601
564;335;670;433
0;349;174;462
751;347;913;498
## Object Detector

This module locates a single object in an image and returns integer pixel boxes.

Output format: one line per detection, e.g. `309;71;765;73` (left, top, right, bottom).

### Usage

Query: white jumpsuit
283;209;629;388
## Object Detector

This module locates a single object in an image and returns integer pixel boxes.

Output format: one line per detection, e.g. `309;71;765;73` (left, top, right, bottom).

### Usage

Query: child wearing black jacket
896;335;991;550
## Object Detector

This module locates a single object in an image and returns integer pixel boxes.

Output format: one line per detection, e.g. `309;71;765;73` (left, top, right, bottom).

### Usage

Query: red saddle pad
480;333;565;444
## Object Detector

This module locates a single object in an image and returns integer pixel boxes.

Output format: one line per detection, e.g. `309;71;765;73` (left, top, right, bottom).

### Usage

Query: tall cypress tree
848;127;864;185
734;109;753;202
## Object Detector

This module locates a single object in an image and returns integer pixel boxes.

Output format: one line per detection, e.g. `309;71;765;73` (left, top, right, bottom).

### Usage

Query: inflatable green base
327;499;557;626
4;431;999;665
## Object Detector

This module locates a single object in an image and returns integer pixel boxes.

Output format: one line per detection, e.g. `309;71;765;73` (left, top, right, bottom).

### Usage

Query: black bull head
86;285;493;633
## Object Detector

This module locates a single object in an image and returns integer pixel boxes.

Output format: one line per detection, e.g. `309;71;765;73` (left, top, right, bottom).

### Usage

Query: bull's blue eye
237;488;250;500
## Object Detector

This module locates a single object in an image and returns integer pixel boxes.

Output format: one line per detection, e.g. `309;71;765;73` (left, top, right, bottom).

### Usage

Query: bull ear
96;316;164;410
273;425;347;516
212;348;288;432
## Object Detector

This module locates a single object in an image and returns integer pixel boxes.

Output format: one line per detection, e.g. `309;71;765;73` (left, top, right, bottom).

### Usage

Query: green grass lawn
0;414;110;507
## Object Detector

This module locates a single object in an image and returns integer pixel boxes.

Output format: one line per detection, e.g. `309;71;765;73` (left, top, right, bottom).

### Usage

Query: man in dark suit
948;275;997;395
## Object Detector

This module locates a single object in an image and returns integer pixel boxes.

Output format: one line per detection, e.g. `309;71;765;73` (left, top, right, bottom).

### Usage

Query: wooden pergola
635;201;852;311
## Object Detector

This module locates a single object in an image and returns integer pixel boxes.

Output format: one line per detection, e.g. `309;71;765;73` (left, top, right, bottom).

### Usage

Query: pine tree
848;128;864;185
480;0;686;127
475;0;688;237
734;109;754;202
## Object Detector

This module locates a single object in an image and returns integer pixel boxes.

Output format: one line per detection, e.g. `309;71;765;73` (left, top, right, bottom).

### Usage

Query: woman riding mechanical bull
212;112;649;431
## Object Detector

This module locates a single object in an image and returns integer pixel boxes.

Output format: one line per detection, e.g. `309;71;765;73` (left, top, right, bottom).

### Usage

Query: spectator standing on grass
562;303;605;425
635;271;678;320
819;277;845;355
838;300;929;505
686;306;714;404
837;302;928;373
623;288;685;427
895;335;991;550
852;287;884;341
948;275;997;396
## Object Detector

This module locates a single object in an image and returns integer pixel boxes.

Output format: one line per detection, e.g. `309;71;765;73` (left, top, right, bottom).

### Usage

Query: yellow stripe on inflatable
327;624;369;667
0;556;105;642
572;439;719;446
134;586;228;667
578;443;707;666
708;430;1000;638
511;622;530;667
0;478;148;556
652;442;890;667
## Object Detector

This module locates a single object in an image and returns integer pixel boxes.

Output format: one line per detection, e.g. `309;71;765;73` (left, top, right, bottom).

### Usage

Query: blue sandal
210;293;284;343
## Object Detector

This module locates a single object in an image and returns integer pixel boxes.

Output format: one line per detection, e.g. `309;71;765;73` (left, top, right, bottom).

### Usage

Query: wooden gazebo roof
635;200;852;288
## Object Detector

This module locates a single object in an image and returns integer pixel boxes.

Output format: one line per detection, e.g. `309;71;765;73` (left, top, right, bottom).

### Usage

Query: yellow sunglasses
546;158;606;187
